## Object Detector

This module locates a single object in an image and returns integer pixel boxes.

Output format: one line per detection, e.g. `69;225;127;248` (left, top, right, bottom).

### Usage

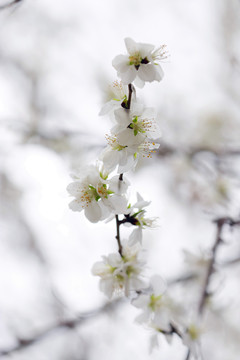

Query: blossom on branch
132;275;174;331
92;244;147;298
99;80;130;116
67;165;129;222
112;37;167;87
112;103;161;147
127;193;157;245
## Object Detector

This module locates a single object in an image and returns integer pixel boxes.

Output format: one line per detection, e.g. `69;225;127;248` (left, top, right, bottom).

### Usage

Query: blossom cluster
67;38;202;357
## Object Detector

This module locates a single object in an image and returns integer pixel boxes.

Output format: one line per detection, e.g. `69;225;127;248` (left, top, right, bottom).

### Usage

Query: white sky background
0;0;240;359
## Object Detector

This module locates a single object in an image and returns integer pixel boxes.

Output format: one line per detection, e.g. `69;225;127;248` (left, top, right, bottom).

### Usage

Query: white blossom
182;322;203;359
128;193;158;246
112;103;161;147
100;136;159;173
67;164;129;222
99;80;129;116
92;244;147;298
112;37;167;87
132;275;174;331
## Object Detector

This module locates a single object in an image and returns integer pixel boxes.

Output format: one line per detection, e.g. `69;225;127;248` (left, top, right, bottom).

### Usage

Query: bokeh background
0;0;240;359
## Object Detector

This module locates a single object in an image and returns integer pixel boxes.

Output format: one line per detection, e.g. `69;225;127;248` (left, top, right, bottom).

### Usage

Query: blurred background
0;0;240;359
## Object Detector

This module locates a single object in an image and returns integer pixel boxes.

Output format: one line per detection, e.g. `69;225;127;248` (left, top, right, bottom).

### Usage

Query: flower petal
84;202;102;223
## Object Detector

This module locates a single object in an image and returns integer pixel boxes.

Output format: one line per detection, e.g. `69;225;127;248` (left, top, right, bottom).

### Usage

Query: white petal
149;334;159;353
67;181;82;196
68;199;84;212
99;100;118;116
138;42;155;58
114;107;130;126
118;153;137;173
124;37;138;54
112;54;128;71
132;294;149;309
100;278;114;299
108;195;128;214
119;65;137;84
100;147;117;171
91;261;108;276
117;128;145;146
84;202;102;223
138;64;157;82
109;175;130;195
128;227;142;246
151;275;167;295
108;253;122;267
134;76;145;88
154;65;164;81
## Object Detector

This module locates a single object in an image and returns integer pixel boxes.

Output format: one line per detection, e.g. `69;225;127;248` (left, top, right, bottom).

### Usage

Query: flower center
128;116;154;136
106;134;127;151
188;324;199;340
149;294;162;311
129;53;149;70
97;183;113;199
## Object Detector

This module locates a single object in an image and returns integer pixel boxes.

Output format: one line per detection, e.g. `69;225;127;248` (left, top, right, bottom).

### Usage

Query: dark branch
115;214;123;257
198;216;240;314
0;0;22;10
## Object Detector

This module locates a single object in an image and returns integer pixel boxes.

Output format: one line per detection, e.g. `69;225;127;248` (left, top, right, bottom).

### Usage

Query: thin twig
198;216;240;314
115;214;123;257
157;142;240;159
0;0;22;10
185;348;191;360
0;300;121;356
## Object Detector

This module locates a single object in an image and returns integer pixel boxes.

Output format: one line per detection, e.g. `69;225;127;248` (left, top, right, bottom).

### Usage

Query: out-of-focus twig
198;216;240;314
0;299;122;356
158;142;240;159
0;0;22;10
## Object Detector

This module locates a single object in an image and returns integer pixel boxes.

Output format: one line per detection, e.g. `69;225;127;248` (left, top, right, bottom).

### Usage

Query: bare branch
198;216;240;314
0;0;22;10
0;300;122;356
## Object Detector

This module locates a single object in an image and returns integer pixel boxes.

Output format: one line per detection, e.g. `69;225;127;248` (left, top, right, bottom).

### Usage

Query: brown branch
115;214;123;257
0;300;121;356
121;83;134;110
198;216;240;314
157;142;240;159
0;0;22;10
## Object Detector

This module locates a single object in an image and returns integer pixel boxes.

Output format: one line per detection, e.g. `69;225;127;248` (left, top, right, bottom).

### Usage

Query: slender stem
185;349;191;360
121;83;134;110
127;84;133;109
115;215;123;257
0;0;22;10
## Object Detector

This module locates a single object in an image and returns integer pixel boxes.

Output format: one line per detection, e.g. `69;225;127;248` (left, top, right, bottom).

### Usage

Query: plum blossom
92;244;147;298
182;321;203;359
112;103;161;147
67;164;129;223
128;193;158;245
132;275;174;331
112;37;167;87
100;135;159;173
99;80;130;116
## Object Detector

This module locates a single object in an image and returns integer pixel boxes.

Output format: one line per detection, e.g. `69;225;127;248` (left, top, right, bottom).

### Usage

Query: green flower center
149;294;162;311
129;53;149;70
